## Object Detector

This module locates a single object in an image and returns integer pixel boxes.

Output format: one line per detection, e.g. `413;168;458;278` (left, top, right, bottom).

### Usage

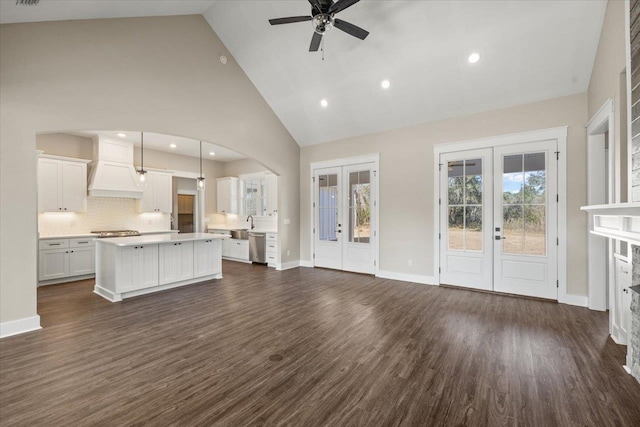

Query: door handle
495;236;506;240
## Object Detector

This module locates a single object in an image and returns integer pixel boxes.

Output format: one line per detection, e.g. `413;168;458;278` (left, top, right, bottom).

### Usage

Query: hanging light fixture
138;132;147;184
197;140;206;190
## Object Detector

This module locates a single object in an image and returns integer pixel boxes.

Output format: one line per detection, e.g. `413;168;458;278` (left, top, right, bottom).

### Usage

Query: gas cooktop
90;230;141;238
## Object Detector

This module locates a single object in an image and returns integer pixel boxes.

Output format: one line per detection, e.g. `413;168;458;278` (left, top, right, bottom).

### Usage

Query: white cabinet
38;238;96;282
139;171;173;213
217;177;239;214
228;239;249;260
265;233;278;268
39;249;69;281
118;244;159;293
159;241;193;285
194;239;222;278
38;156;88;212
209;230;231;257
615;258;632;343
265;174;278;216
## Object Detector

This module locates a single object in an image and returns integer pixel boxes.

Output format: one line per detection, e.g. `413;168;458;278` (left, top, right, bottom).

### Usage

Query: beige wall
587;0;628;202
588;0;626;118
300;93;589;296
0;16;300;325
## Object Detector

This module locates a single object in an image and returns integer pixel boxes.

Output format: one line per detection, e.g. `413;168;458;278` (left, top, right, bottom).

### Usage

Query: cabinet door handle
70;250;74;253
65;251;69;253
49;243;61;246
78;241;88;244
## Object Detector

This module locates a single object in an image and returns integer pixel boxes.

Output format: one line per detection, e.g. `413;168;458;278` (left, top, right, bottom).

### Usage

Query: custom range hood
88;136;144;198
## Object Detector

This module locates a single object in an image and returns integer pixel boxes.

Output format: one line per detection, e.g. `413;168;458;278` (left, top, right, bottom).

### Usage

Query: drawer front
266;233;277;241
70;238;95;248
266;242;278;253
266;254;277;265
39;239;69;250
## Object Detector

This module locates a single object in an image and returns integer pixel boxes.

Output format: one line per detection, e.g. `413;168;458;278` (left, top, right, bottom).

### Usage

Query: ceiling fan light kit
269;0;369;53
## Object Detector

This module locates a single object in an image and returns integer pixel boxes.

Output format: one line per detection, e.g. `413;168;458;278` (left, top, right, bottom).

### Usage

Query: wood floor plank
1;261;639;426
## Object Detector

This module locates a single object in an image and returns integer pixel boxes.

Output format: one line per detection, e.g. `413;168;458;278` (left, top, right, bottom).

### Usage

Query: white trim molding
277;261;301;271
0;315;42;339
299;260;313;268
376;270;435;285
433;127;570;306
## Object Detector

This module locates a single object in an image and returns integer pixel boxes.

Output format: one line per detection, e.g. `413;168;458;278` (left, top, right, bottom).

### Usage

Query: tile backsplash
214;214;277;231
38;197;170;236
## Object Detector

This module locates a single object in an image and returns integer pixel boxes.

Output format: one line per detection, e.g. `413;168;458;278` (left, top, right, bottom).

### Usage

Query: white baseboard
0;315;41;339
299;260;313;268
559;294;588;308
277;261;301;271
376;270;435;285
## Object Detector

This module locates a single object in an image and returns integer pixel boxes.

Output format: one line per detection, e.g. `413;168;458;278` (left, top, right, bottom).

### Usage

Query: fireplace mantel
580;203;640;245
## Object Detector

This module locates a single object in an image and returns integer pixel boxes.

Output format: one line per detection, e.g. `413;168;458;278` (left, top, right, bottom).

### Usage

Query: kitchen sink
230;229;249;240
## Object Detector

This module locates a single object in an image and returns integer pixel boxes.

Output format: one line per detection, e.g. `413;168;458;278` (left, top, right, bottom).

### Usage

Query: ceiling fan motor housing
313;14;333;34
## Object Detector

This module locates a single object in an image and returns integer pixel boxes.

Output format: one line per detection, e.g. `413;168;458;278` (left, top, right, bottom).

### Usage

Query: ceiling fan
269;0;369;52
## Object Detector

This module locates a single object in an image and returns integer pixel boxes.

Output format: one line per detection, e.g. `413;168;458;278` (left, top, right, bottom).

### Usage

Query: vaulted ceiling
1;0;607;147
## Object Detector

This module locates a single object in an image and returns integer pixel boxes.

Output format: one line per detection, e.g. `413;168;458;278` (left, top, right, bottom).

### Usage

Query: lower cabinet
159;241;194;285
117;244;159;293
228;239;250;261
39;239;95;282
194;239;222;278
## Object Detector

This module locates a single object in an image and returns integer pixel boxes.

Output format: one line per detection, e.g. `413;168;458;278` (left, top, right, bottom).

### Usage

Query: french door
440;140;558;300
313;163;376;274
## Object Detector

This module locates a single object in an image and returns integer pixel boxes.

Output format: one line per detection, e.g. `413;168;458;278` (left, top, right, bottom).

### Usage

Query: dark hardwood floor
1;261;639;426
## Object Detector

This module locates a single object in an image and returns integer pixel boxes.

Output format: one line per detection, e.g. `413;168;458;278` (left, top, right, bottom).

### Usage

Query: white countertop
96;232;229;247
207;226;277;233
39;230;179;240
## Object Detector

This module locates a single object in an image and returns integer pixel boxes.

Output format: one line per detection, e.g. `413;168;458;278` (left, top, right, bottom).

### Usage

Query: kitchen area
36;131;279;303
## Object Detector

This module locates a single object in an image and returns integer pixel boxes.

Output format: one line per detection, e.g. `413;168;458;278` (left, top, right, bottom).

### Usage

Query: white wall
0;15;300;326
300;93;589;296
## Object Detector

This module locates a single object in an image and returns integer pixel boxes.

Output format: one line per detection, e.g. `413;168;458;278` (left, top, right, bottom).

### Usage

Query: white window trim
309;153;380;275
433;127;573;306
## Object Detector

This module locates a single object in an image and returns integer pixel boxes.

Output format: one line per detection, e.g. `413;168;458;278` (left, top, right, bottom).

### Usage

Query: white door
61;161;86;212
140;172;157;213
439;149;493;290
493;141;557;299
38;158;62;212
159;242;181;285
39;249;68;281
314;163;376;274
440;140;559;300
68;248;95;276
194;239;222;278
136;244;159;289
154;173;173;213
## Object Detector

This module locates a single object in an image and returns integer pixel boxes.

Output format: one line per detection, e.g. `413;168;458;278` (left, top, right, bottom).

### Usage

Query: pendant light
138;132;147;184
197;140;206;190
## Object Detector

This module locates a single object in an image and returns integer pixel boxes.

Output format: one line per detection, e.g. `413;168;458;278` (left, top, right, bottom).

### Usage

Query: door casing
434;127;570;304
310;154;380;275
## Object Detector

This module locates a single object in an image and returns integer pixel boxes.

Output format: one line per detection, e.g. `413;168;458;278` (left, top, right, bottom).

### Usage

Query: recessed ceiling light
320;99;328;108
468;52;480;64
169;143;177;149
381;79;391;89
117;133;127;138
209;151;216;156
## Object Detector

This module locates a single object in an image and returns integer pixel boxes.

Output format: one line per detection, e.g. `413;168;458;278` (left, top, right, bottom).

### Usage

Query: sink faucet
247;215;255;230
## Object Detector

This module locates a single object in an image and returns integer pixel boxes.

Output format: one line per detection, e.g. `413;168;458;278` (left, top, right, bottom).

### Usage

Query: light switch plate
284;219;291;225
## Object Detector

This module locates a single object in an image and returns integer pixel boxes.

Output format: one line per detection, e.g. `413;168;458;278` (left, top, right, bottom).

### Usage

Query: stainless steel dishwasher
249;232;266;264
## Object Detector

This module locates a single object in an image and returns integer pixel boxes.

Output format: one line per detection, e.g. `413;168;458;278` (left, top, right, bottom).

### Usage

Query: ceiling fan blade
308;0;323;14
309;31;323;52
329;0;360;14
269;16;313;25
333;18;369;40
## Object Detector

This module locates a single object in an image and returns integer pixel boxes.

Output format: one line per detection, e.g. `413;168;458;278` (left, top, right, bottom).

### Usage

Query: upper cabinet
138;171;172;213
265;174;278;217
217;177;239;214
38;156;90;213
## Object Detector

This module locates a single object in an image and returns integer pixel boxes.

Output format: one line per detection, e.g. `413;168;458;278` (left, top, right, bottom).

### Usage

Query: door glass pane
318;174;338;241
448;207;464;250
503;155;524;204
465;206;482;251
447;159;483;251
348;170;371;244
503;205;523;254
525;205;546;255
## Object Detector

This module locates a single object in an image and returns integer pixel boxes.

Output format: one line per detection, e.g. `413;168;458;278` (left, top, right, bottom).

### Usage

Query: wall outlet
284;218;291;225
287;249;290;256
408;259;413;266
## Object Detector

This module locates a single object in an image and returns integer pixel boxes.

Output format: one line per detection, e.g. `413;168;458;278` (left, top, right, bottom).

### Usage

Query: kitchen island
94;233;228;302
